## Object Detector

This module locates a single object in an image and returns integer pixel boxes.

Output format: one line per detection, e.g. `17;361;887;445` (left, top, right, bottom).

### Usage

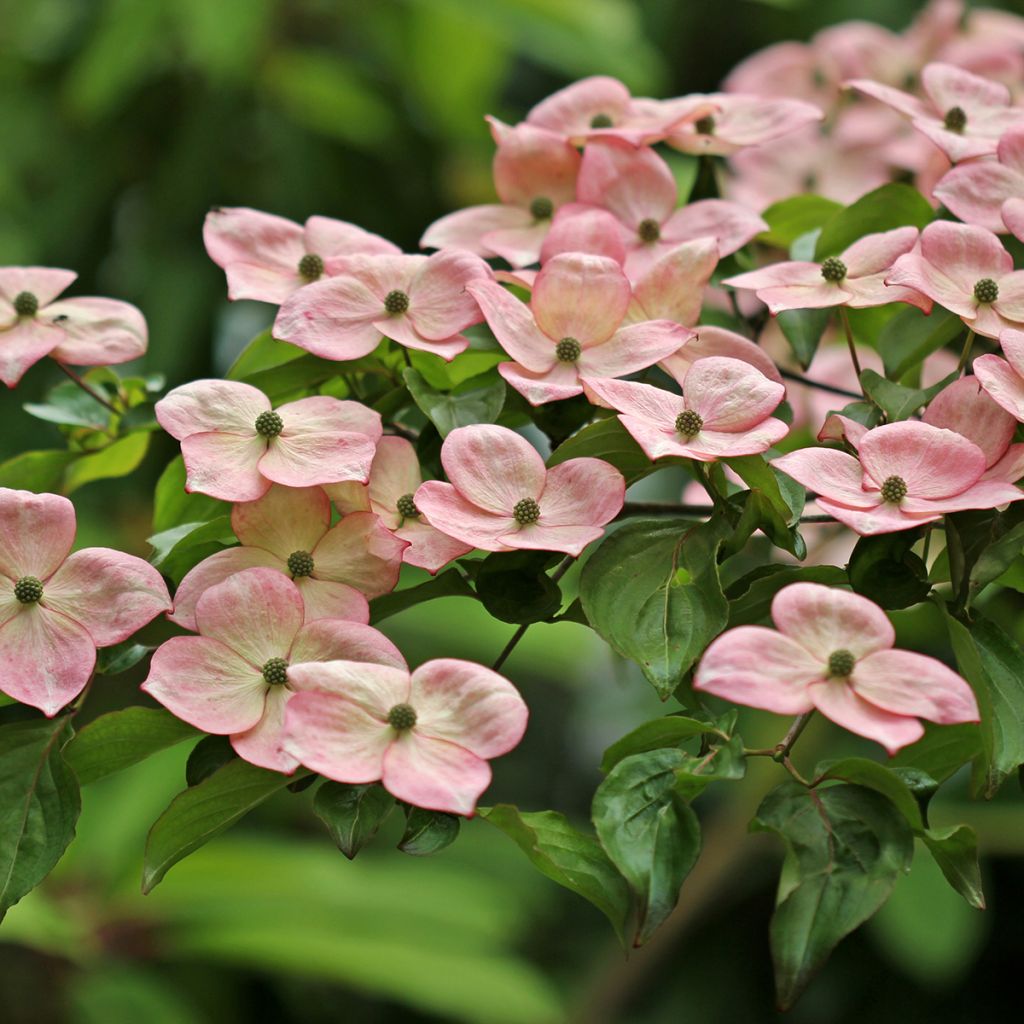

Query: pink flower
203;207;399;305
583;356;788;463
170;483;407;632
974;329;1024;438
886;221;1024;339
413;425;624;556
724;227;929;314
0;488;170;715
1004;198;1024;242
659;325;783;390
467;252;691;406
933;128;1024;232
0;268;147;388
143;568;405;773
773;420;1024;535
847;62;1024;163
274;249;491;362
283;658;528;815
326;436;472;574
155;380;381;502
420;119;581;267
694;582;978;754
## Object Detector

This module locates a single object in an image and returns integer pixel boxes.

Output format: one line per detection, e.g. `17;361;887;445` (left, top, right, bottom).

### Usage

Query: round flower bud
974;278;999;304
694;115;716;135
298;253;324;281
254;410;284;437
14;576;43;604
637;218;661;243
262;657;289;685
513;497;541;525
944;106;967;132
287;550;315;577
590;113;613;129
555;337;581;362
387;702;417;730
820;257;848;282
675;409;703;437
384;289;410;315
13;291;38;317
396;493;420;518
827;649;856;677
880;475;908;503
530;196;554;221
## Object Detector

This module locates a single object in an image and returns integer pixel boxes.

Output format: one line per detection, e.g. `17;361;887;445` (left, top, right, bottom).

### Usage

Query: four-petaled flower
933;128;1024;234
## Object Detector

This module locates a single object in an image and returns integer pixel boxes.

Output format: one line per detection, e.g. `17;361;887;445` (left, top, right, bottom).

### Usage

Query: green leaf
481;805;629;941
226;329;306;380
815;183;934;259
152;456;226;533
848;530;930;610
475;550;563;625
398;807;461;856
63;432;150;493
546;416;653;485
777;307;830;370
0;714;80;921
148;517;236;584
727;455;802;525
23;381;113;429
239;353;351;400
64;707;198;786
879;307;962;379
143;759;304;893
758;195;843;249
184;735;237;788
403;367;505;437
94;641;154;676
368;567;476;623
409;348;505;390
751;782;914;1010
592;749;701;946
726;565;847;627
860;368;956;421
672;734;747;800
812;757;925;830
314;781;395;860
890;723;982;784
0;450;78;492
600;714;729;773
580;518;730;700
921;825;985;909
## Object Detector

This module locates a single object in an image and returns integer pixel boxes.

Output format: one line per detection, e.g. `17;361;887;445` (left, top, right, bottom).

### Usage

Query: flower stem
55;362;120;415
839;307;863;381
956;328;976;375
778;367;862;401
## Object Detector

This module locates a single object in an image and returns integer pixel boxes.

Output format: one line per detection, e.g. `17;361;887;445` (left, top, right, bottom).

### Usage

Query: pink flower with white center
660;325;783;389
413;425;624;556
326;436;472;575
155;380;381;503
274;249;491;362
143;568;405;773
933;128;1024;233
847;62;1024;163
169;483;407;632
203;207;399;305
467;253;691;407
723;227;929;314
420;119;581;268
0;488;170;715
0;268;147;388
583;356;788;463
886;221;1024;339
694;582;978;755
773;420;1024;536
283;658;528;815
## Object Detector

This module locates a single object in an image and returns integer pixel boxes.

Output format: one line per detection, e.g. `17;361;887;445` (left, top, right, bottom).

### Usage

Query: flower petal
406;250;490;341
291;578;370;624
0;488;76;580
629;237;719;324
501;522;608;556
683;356;785;431
231;484;330;560
498;360;583;405
577;321;692;378
288;619;406;670
974;353;1024;419
576;138;677;226
230;685;297;773
465;279;555;373
273;275;385;360
303;215;400;258
532;253;630;347
382;732;492;816
286;659;409;713
156;380;269;440
0;319;65;387
45;297;148;367
582;376;682;425
922;374;1015;467
539;458;625;528
773;448;879;508
421;204;533;258
413;482;516;552
858;421;985;497
491;119;581;207
181;431;269;502
0;268;77;307
853;649;979;724
395;520;474;574
808;679;924;754
815;498;936;535
661;200;767;257
310;511;407;598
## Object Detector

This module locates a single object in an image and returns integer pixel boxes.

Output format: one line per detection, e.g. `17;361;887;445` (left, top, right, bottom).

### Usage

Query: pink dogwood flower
0;268;147;388
326;436;473;574
155;380;381;502
694;582;978;754
974;329;1024;433
274;249;491;362
143;568;405;773
847;62;1024;163
283;658;529;815
773;420;1024;535
203;206;399;305
467;252;691;406
660;325;783;391
1003;198;1024;242
420;119;581;267
933;128;1024;233
723;227;929;313
886;221;1024;339
583;356;788;463
0;488;170;715
170;483;407;631
413;425;624;556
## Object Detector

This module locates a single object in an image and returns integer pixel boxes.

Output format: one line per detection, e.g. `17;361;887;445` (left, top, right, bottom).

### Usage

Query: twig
55;363;120;414
778;367;862;401
839;307;863;380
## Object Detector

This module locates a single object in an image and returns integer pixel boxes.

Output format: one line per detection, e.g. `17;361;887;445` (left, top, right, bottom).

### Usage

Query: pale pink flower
326;436;472;574
886;221;1024;339
773;420;1024;535
660;325;783;388
0;268;147;388
143;568;405;773
933;128;1024;232
413;425;624;556
283;658;528;815
1004;197;1024;241
694;582;978;754
723;227;929;314
156;380;381;502
420;119;581;267
467;252;690;406
274;249;491;362
974;329;1024;441
0;488;170;715
170;483;407;632
583;356;787;463
203;206;399;305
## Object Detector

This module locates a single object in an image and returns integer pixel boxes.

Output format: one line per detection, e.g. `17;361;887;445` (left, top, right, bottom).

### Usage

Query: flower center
974;278;999;303
384;289;410;315
590;113;613;129
387;702;417;730
261;657;289;685
675;410;703;437
530;196;554;220
943;106;967;132
513;497;541;525
694;114;716;135
254;410;283;437
287;550;315;577
555;337;581;362
13;291;38;317
637;218;661;243
14;576;43;604
396;493;420;518
820;257;847;282
880;475;908;503
827;649;856;678
297;253;324;281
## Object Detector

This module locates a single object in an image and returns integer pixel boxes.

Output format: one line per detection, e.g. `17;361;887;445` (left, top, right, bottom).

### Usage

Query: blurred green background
2;1;1023;1021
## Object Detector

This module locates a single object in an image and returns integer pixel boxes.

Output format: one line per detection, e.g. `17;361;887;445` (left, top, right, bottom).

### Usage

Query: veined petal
421;205;531;258
273;275;385;361
532;253;630;347
181;432;269;502
809;679;924;754
922;374;1015;468
491;120;581;207
230;685;298;773
974;352;1024;419
576;138;677;226
0;267;77;307
45;297;148;367
816;498;938;535
498;360;584;406
0;318;65;387
292;578;369;624
288;619;406;671
439;425;546;514
406;249;490;341
203;207;304;302
310;511;407;598
0;488;76;580
773;448;879;508
382;732;492;816
502;522;608;556
231;484;330;560
581;377;681;425
577;321;692;378
156;379;269;440
413;481;516;552
464;280;555;373
539;458;625;527
286;659;409;713
684;356;784;431
303;216;400;258
661;200;766;257
853;649;979;724
858;421;985;497
663;326;782;384
395;520;474;574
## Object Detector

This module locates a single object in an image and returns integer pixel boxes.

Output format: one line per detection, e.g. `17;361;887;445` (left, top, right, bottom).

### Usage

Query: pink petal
44;297;148;367
480;221;554;269
538;458;625;527
273;275;385;360
842;226;921;276
463;280;555;373
291;578;370;624
288;618;406;670
181;431;269;502
576;321;692;378
974;353;1024;419
412;482;516;552
324;480;373;519
310;511;407;598
667;420;789;460
303;216;400;258
920;62;1011;118
502;522;609;556
577;138;677;226
231;484;330;560
933;161;1024;233
1003;197;1024;241
526;75;632;142
922;374;1015;467
983;443;1024;483
608;415;697;462
286;659;409;712
373;316;469;361
0;267;77;307
629;237;719;324
899;478;1024;514
773;448;880;508
395;520;474;574
808;679;924;754
998;329;1024;385
667;94;822;154
420;205;532;258
531;253;630;347
540;206;628;266
406;250;490;341
661;200;767;257
491;120;581;208
815;498;938;536
0;319;65;387
0;488;76;580
845;78;930;120
156;379;269;441
382;732;492;816
843;273;932;312
683;356;785;431
230;685;297;773
364;435;423;517
994;271;1024;322
853;649;979;724
663;326;782;384
498;360;583;405
580;376;681;426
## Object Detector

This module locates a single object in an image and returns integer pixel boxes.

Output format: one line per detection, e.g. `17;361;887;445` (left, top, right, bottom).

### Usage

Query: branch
778;367;862;401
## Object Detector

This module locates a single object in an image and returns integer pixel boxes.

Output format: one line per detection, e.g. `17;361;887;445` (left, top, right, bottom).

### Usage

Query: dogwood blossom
933;128;1024;233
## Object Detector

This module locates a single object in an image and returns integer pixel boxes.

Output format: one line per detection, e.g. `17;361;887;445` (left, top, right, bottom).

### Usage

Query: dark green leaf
673;734;747;801
891;723;981;784
152;456;226;533
403;367;505;437
815;183;933;259
860;369;956;421
368;567;475;624
921;824;985;909
148;517;236;584
812;757;925;830
398;807;460;856
314;781;395;859
475;550;563;624
184;735;237;787
547;417;654;485
777;307;830;370
600;714;729;773
409;348;506;390
94;641;154;676
240;353;349;400
758;195;843;249
848;530;930;609
879;307;962;379
726;565;847;627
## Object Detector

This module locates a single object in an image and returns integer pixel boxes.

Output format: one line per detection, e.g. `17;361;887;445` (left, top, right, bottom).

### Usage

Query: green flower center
14;576;43;604
944;106;967;132
387;702;417;730
820;257;848;282
396;493;420;518
828;649;856;678
262;657;289;685
974;278;998;303
637;218;661;243
13;291;38;317
880;475;908;503
513;497;541;525
254;410;283;437
287;550;315;577
694;114;716;135
384;289;409;315
530;196;554;221
590;113;613;129
675;410;703;437
298;253;324;281
555;337;581;362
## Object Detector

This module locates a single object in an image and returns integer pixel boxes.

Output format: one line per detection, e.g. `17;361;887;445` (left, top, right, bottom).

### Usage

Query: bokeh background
2;1;1023;1021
